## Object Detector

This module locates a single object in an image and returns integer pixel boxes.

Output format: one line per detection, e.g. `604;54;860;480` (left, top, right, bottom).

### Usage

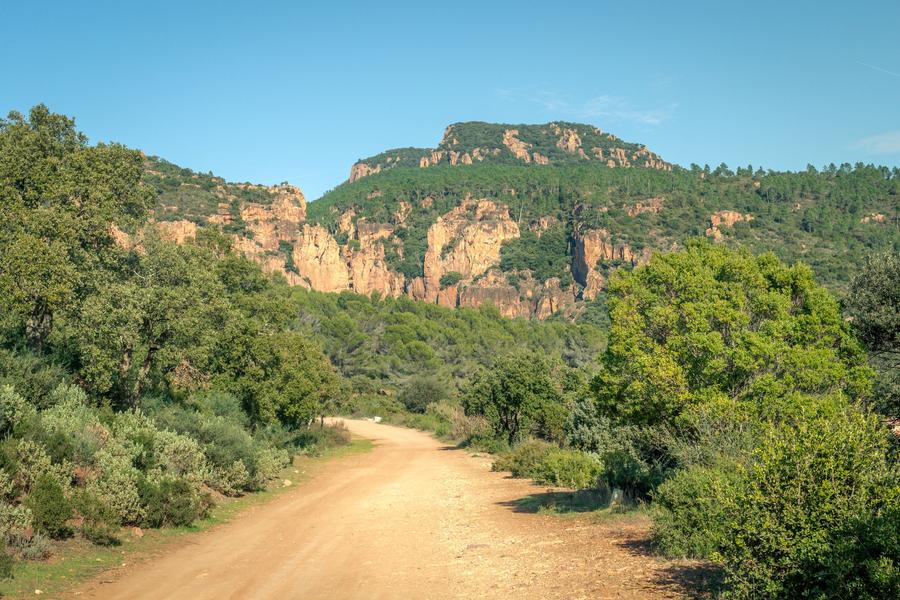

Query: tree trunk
130;346;156;409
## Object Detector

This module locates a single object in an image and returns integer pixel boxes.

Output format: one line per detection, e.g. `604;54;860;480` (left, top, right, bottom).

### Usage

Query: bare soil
76;419;709;599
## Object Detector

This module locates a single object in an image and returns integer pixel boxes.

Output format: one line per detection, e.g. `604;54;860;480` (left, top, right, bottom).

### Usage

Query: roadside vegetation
0;106;352;588
374;241;900;598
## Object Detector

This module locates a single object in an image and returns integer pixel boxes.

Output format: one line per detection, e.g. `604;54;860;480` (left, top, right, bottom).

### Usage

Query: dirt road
77;419;698;599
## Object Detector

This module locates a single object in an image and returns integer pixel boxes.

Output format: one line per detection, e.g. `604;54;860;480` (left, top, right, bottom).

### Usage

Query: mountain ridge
347;121;672;183
142;121;899;320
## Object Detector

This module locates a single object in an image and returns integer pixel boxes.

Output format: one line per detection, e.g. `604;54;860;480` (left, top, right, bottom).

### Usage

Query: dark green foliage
591;242;898;598
499;226;572;284
26;474;71;539
463;353;563;444
710;407;899;599
0;540;12;580
845;251;900;417
592;239;870;428
293;288;603;401
438;271;463;288
138;478;204;528
74;491;120;546
398;376;445;413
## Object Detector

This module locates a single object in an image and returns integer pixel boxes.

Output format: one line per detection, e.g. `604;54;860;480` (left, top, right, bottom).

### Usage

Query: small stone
282;479;292;487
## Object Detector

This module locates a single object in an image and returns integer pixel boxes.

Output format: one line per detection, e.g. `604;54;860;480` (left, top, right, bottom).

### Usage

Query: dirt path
76;420;698;599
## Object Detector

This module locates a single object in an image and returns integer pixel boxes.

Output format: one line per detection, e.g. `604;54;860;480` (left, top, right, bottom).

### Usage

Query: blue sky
2;1;899;199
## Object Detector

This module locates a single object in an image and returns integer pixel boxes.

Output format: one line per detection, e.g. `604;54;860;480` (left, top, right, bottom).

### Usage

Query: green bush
87;445;145;524
533;449;602;489
138;477;205;528
492;440;554;478
26;473;71;539
715;408;899;599
0;539;12;579
439;271;463;288
74;491;120;546
651;465;742;558
398;376;445;414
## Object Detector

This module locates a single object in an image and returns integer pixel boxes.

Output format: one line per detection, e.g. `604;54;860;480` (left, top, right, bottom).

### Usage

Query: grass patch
1;438;372;599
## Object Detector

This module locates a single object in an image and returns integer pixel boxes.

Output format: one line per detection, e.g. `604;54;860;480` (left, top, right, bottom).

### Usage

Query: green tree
463;353;561;444
398;375;445;413
845;251;900;416
591;239;871;427
73;234;228;407
0;105;152;349
224;331;340;428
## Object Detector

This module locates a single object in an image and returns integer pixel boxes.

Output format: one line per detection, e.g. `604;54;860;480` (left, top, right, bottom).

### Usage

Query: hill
143;123;900;320
346;121;671;182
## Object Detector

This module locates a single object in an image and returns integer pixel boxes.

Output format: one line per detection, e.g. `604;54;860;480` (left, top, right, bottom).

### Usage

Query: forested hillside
139;121;898;322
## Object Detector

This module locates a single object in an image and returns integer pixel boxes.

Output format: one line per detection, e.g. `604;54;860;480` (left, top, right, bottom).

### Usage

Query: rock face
624;197;664;217
861;213;886;223
571;228;651;299
293;225;350;292
156;220;198;244
705;210;754;241
346;221;405;296
349;162;381;183
142;122;688;320
422;199;521;297
240;185;306;252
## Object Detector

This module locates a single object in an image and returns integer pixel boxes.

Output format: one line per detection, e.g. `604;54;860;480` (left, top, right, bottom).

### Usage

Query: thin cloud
579;95;673;125
524;90;673;126
854;130;900;155
856;61;900;79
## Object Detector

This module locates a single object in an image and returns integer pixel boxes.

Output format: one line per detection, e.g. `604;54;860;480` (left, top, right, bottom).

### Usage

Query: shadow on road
498;489;612;513
618;538;724;599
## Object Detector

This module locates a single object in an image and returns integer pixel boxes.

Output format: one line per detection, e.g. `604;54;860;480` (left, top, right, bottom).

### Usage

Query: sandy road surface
77;419;696;600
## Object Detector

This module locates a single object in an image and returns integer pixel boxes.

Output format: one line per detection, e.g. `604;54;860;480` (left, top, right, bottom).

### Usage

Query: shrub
209;460;250;497
533;449;602;489
492;440;554;478
138;477;204;528
37;391;106;465
0;502;32;541
0;386;35;435
651;465;743;558
87;445;144;524
439;271;463;288
74;491;120;546
26;473;71;539
398;376;445;413
0;539;12;578
190;390;248;426
655;404;900;598
288;422;351;455
7;439;51;494
153;430;209;487
249;446;289;489
10;531;52;560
